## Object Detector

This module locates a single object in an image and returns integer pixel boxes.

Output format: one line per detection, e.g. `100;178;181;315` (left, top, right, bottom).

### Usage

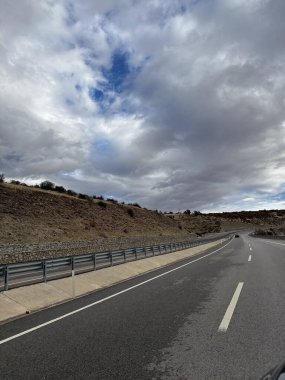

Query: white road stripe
0;237;234;346
218;282;244;333
249;247;252;251
263;240;285;246
248;255;252;262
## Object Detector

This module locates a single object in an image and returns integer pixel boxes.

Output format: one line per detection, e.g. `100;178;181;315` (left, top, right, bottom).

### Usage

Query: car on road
235;234;240;238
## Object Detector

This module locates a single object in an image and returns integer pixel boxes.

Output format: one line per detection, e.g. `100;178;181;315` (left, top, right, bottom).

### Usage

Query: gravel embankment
0;234;194;265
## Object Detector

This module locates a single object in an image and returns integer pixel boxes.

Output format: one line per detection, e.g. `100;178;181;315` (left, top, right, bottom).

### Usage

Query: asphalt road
0;234;285;379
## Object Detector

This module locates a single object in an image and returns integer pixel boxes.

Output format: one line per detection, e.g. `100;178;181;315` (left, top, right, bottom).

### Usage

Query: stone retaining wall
0;234;193;265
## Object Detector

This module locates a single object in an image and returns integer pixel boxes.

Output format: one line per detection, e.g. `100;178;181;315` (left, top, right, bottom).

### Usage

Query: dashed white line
248;255;252;262
0;237;234;346
249;247;252;251
218;282;244;333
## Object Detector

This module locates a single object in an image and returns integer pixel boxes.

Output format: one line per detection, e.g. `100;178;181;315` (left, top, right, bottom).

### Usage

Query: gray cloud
0;0;285;211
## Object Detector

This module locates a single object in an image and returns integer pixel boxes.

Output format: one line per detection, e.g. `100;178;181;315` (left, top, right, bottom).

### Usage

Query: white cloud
0;0;285;211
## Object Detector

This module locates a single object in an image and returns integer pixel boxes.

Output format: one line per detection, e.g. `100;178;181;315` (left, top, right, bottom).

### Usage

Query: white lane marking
249;247;252;251
0;237;234;346
248;255;252;262
263;240;285;246
218;282;244;333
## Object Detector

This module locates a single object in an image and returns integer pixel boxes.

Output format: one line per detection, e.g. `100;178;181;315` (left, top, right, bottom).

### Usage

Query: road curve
0;234;285;379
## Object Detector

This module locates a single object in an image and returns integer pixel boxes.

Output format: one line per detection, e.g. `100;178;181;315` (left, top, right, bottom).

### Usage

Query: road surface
0;233;285;379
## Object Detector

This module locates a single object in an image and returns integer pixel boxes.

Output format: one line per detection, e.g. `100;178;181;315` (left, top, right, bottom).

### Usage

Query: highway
0;234;285;379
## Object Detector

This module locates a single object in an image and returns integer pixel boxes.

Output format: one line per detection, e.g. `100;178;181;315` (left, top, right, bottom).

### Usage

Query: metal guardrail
0;233;232;292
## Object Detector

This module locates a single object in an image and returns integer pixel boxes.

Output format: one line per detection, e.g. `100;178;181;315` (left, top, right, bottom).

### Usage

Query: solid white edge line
248;255;252;262
0;237;234;346
218;282;244;333
262;240;285;246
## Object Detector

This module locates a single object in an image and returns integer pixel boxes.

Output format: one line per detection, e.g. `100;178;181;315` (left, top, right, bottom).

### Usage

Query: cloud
1;0;285;211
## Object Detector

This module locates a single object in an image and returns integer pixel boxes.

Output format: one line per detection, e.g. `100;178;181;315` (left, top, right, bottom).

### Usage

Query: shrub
98;200;107;208
54;185;66;193
0;173;5;183
11;180;20;185
67;189;77;196
78;193;90;200
127;208;134;217
40;180;55;191
97;195;104;200
107;198;118;204
132;202;141;208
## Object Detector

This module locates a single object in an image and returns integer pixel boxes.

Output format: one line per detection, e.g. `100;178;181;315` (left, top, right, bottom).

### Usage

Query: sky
0;0;285;212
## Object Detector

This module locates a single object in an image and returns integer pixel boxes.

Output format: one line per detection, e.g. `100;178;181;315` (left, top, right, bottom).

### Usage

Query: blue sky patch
93;139;113;155
102;50;131;93
89;88;104;102
87;49;146;114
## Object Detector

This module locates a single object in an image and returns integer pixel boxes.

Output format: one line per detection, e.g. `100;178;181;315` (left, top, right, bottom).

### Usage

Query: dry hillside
166;209;285;235
0;183;190;245
166;213;221;235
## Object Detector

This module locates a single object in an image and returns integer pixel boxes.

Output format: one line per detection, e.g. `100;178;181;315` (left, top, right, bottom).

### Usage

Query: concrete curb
0;239;227;324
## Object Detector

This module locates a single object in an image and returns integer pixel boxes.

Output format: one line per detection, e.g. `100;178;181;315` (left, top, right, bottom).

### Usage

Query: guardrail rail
0;233;232;291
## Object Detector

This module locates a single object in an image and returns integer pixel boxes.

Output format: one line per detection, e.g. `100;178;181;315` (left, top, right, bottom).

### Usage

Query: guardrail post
144;247;147;257
4;265;8;291
43;260;47;282
123;250;126;262
71;256;75;271
134;248;137;260
93;254;96;270
110;252;113;266
71;257;75;299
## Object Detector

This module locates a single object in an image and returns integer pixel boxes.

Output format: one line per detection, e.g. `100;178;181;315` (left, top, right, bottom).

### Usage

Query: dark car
235;234;240;238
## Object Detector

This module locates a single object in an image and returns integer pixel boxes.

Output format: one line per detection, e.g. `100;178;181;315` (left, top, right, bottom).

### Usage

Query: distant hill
166;209;285;236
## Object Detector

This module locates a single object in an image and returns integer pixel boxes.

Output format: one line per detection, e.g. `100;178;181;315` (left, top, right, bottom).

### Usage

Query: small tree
54;185;66;193
67;189;77;196
40;180;55;190
0;173;5;183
